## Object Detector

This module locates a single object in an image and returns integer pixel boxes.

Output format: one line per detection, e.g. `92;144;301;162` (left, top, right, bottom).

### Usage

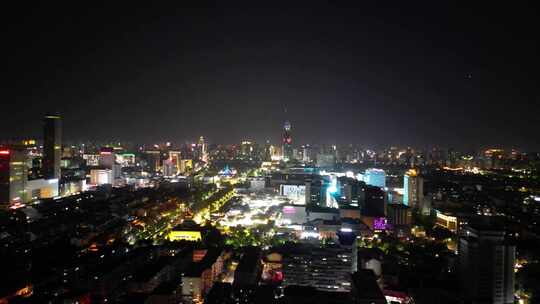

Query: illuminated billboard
280;185;306;204
168;230;202;241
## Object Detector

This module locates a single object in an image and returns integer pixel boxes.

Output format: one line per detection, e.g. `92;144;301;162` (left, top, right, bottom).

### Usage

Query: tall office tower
198;136;208;162
144;150;161;173
364;168;386;189
162;159;176;177
269;145;279;159
0;147;27;206
282;121;293;161
90;169;113;185
263;140;272;161
99;147;115;168
302;145;312;163
387;204;412;226
98;147;121;185
336;177;365;208
338;176;355;204
179;159;193;174
403;168;423;208
316;153;336;169
459;221;515;304
305;176;330;208
169;150;182;172
43;114;61;179
240;140;253;158
363;185;386;217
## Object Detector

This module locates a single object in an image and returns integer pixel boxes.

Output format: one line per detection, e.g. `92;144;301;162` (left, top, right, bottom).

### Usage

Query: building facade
403;169;423;208
0;147;27;206
43;114;61;179
458;222;515;304
282;121;293;161
364;169;386;189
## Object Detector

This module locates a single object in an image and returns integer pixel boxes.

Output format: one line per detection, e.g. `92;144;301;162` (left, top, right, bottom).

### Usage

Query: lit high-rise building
263;140;272;161
90;169;113;185
364;168;386;189
0;146;27;207
387;203;412;227
282;121;293;161
144;150;161;173
363;185;386;217
1;145;60;206
198;136;208;162
99;147;115;168
162;159;176;177
305;176;334;208
403;169;423;208
169;150;182;172
316;153;336;169
240;140;253;159
179;159;193;174
270;145;280;160
302;145;312;163
459;220;515;304
43;114;61;179
98;147;121;185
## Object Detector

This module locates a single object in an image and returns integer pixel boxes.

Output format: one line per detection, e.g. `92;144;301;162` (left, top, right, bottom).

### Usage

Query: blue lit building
403;169;423;208
403;174;410;206
364;168;386;189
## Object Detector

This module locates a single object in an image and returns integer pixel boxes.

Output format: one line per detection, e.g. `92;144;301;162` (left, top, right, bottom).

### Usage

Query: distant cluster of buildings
1;115;62;208
0;115;212;210
214;121;538;171
257;166;423;238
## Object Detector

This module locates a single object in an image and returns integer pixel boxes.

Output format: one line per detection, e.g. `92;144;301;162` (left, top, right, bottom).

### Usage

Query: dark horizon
3;3;539;150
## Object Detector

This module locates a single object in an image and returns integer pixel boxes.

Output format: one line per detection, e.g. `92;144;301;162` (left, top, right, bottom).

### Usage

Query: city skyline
1;113;537;153
3;3;539;149
2;3;539;303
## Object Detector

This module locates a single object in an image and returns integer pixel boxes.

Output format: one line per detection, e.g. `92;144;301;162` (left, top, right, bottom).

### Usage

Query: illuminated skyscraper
179;159;193;174
144;150;161;173
43;114;61;179
169;150;182;172
283;121;293;161
198;136;208;162
162;159;176;177
403;169;423;208
302;145;312;163
316;153;336;169
0;147;27;206
364;168;386;189
98;147;115;168
240;140;253;158
305;176;334;208
264;140;272;161
90;169;113;185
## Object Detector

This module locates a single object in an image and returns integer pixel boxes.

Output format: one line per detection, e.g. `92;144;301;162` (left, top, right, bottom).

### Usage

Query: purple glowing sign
373;217;388;230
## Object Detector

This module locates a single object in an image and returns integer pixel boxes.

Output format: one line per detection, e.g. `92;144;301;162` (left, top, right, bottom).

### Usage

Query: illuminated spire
284;121;291;131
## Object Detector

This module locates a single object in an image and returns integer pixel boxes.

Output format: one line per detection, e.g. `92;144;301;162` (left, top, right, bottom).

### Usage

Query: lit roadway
216;194;285;229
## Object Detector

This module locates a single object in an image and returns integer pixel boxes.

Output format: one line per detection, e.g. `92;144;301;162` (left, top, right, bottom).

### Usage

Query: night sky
3;3;539;149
